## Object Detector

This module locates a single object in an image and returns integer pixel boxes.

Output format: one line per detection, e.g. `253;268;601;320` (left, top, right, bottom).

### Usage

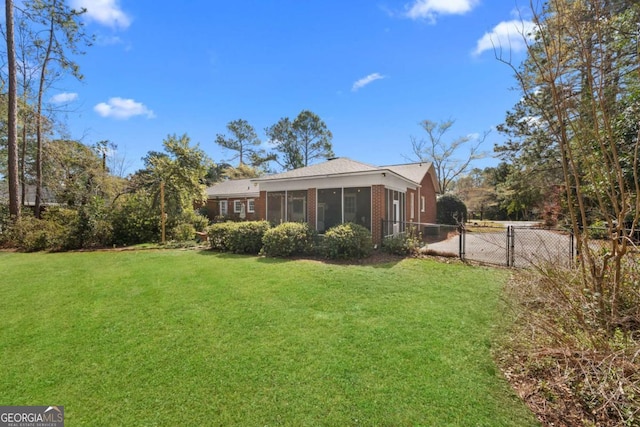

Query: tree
454;167;500;220
266;111;334;170
499;0;640;335
134;134;212;216
409;119;488;194
215;119;271;167
23;0;92;216
4;0;20;218
265;117;303;170
436;194;467;225
44;139;115;206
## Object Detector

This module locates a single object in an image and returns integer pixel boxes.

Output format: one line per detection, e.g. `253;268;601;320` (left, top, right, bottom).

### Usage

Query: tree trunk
5;0;20;219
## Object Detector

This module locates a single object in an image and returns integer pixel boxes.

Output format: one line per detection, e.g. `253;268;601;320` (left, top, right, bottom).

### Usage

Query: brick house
205;157;438;244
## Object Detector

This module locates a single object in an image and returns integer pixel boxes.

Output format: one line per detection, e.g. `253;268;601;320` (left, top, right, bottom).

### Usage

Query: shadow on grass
195;248;404;268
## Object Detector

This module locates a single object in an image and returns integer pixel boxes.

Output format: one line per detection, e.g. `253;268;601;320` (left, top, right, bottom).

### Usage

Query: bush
171;223;196;242
9;210;75;252
382;226;422;255
0;203;10;245
41;207;80;250
262;222;316;257
73;198;113;249
110;193;160;246
171;209;209;232
207;222;235;251
321;223;373;259
207;220;270;254
228;221;271;254
437;194;467;225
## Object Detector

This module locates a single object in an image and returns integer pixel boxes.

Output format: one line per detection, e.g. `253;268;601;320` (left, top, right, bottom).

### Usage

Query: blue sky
55;0;534;174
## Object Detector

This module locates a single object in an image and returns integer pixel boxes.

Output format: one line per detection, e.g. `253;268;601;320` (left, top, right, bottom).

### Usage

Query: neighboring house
0;183;57;214
205;157;438;244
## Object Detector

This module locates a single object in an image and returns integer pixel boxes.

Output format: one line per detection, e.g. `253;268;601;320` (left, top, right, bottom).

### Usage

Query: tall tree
4;0;20;218
265;117;303;170
24;0;91;216
215;119;270;167
409;119;488;194
266;110;334;170
292;110;334;167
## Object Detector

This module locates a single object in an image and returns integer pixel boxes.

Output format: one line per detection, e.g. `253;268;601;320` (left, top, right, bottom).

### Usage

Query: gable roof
383;162;439;193
254;157;435;187
205;158;438;198
253;157;380;182
205;178;259;198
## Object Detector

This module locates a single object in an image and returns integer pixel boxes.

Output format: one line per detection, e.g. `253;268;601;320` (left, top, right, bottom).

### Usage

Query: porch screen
267;192;285;224
384;189;406;237
287;191;307;222
317;188;342;232
344;187;371;230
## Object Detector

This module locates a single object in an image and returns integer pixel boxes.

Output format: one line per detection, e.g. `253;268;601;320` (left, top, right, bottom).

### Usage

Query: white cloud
94;97;155;119
405;0;479;21
50;92;78;104
69;0;132;29
473;19;536;56
352;73;386;92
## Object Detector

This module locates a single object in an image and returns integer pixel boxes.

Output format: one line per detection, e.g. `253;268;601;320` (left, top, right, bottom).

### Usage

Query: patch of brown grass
497;269;640;426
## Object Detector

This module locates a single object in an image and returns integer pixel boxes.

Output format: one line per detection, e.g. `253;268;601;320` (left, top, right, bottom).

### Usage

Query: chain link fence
382;220;639;268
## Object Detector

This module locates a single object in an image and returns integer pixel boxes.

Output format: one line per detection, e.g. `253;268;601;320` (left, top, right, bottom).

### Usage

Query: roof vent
327;157;339;161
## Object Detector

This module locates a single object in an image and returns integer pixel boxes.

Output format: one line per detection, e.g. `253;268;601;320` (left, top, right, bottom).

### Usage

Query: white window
410;193;415;220
234;200;243;213
421;196;426;213
220;200;228;216
248;199;255;213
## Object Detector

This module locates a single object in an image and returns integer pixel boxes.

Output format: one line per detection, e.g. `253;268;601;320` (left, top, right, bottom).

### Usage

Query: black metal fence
382;220;639;268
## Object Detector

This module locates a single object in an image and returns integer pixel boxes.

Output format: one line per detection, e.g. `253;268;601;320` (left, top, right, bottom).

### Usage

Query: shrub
9;210;76;252
208;220;270;254
207;222;235;251
110;193;160;246
228;221;270;254
322;223;372;259
262;222;316;257
437;194;467;225
73;198;113;249
382;226;422;255
0;203;10;245
41;207;80;250
172;209;209;232
171;223;196;242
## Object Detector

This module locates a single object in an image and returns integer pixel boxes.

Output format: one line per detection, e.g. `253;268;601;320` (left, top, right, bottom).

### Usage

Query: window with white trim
421;196;426;213
410;193;415;220
234;200;243;213
248;199;255;213
219;200;228;216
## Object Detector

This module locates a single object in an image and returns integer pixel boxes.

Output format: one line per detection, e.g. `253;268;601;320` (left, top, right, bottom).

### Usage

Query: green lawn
0;250;537;426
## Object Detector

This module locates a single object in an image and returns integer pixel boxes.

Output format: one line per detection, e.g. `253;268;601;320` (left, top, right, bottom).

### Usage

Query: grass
0;250;538;426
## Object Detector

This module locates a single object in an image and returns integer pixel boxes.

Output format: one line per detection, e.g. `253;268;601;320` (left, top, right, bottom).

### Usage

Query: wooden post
160;181;166;244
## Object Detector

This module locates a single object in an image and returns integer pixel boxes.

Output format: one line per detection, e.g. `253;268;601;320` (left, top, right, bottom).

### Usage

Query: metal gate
459;225;575;268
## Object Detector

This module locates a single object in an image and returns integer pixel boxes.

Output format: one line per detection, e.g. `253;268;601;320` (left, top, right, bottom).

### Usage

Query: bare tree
498;0;640;336
410;119;488;193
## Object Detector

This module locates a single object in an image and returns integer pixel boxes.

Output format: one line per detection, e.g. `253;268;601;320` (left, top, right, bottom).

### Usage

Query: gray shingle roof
205;158;437;198
205;178;259;198
253;157;379;181
383;162;434;185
